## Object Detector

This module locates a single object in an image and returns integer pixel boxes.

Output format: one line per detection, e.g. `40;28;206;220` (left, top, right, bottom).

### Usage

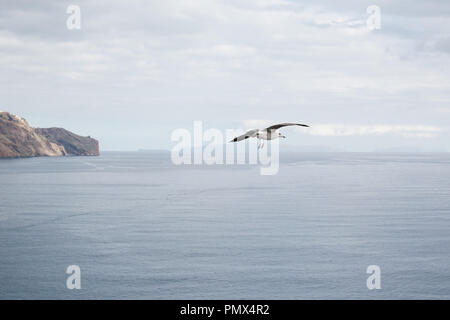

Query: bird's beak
281;135;286;138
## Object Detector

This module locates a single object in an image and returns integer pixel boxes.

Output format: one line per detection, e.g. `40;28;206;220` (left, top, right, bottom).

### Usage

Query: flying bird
230;122;310;148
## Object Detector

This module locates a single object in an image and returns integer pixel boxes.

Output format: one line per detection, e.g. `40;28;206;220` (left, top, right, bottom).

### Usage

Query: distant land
0;111;99;158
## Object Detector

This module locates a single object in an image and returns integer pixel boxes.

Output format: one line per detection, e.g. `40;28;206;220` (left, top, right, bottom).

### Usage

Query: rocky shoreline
0;111;99;158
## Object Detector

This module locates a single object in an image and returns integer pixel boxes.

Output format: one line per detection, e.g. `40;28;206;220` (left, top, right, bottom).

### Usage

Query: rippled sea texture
1;152;449;299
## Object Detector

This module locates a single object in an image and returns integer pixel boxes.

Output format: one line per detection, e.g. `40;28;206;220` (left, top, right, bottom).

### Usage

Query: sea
0;151;449;299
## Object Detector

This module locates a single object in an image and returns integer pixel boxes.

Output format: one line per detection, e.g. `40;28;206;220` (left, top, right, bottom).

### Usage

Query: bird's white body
256;130;283;140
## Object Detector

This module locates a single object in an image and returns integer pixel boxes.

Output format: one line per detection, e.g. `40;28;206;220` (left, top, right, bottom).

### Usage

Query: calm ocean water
0;152;449;299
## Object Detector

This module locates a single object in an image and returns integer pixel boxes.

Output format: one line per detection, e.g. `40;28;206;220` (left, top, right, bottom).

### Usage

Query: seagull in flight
230;122;309;148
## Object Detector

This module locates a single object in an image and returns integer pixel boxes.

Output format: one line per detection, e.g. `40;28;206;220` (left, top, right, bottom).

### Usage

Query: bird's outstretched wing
266;123;309;130
229;129;258;142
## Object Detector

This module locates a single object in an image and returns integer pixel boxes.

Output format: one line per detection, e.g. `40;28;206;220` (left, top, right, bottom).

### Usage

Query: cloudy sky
1;0;449;151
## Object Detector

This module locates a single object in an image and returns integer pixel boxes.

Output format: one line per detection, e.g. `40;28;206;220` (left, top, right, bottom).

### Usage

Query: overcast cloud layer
1;0;449;151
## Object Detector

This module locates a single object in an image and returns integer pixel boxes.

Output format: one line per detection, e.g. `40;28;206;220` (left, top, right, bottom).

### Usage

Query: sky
0;0;449;151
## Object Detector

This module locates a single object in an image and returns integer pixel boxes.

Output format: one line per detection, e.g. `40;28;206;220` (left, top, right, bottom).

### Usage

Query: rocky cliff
0;111;99;158
35;128;99;156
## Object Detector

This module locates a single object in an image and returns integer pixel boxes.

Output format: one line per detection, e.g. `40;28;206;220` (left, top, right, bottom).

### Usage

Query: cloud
297;124;445;138
242;119;273;130
0;0;450;150
242;120;445;138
